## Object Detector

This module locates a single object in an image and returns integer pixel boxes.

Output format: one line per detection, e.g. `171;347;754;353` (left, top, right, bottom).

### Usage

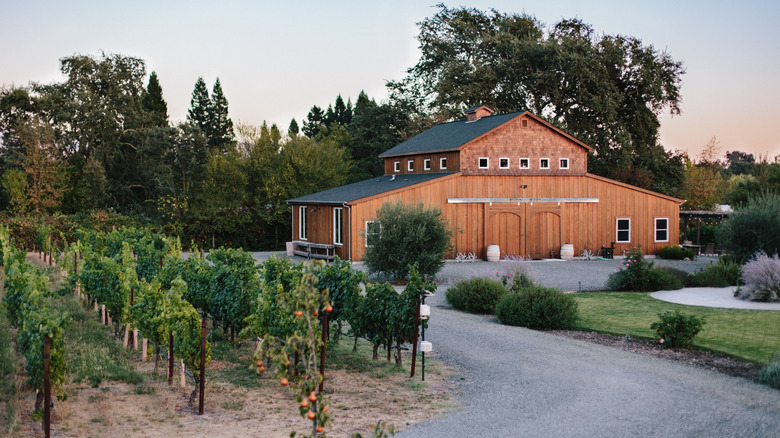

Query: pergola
679;210;731;245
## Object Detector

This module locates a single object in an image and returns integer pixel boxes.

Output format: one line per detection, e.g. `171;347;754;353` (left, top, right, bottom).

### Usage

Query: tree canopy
388;5;687;194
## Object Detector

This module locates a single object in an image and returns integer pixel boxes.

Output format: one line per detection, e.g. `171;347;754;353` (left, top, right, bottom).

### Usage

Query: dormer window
559;158;569;169
478;157;489;169
540;158;550;169
440;157;447;170
424;158;431;171
519;158;530;169
394;161;400;173
499;158;510;169
408;159;414;172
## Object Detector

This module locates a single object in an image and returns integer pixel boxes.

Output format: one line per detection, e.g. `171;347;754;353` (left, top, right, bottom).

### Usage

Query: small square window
499;158;510;169
616;218;631;243
540;158;550;169
479;157;489;169
440;157;447;170
559;158;569;169
394;161;400;173
519;158;530;169
424;158;431;171
408;160;414;172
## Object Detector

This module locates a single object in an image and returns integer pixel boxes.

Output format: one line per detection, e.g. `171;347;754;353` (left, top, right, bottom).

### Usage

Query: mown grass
50;293;145;387
572;292;780;363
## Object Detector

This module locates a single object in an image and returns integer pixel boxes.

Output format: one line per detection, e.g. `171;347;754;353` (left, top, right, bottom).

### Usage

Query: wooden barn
287;106;682;261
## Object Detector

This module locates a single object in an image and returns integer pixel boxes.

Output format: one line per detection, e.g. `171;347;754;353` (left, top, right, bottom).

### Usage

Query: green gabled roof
287;173;455;205
379;111;524;157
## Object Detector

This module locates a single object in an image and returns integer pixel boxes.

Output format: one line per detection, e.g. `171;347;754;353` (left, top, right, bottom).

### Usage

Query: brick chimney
466;105;494;121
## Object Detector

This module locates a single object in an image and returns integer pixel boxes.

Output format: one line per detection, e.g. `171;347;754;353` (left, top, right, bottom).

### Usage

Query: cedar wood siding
345;173;679;261
292;204;351;260
459;115;588;176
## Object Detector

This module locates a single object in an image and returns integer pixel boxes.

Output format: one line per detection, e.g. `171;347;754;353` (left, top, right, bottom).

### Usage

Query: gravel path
397;292;780;437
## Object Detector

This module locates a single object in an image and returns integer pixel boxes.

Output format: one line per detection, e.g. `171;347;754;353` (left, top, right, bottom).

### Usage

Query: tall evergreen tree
142;71;168;128
302;105;324;138
334;95;352;125
288;118;299;137
187;77;211;134
209;78;235;152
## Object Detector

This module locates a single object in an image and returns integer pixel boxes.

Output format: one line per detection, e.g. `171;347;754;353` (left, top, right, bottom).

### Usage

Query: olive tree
364;201;452;282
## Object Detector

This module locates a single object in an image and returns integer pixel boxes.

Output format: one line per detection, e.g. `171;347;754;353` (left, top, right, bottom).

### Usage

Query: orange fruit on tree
307;410;316;420
316;426;324;433
280;377;289;386
300;399;309;408
294;310;303;317
257;365;265;373
325;305;333;313
309;391;317;402
313;310;318;317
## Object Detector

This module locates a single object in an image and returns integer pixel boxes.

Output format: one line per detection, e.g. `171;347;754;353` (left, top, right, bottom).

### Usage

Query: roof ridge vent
465;105;494;122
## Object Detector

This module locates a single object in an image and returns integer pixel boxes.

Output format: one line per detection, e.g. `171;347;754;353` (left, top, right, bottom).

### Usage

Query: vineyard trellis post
410;297;420;378
199;315;206;415
319;310;327;394
43;334;51;438
168;331;174;385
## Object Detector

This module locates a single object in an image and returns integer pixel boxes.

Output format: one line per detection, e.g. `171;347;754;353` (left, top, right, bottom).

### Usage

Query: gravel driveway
389;257;780;437
397;291;780;437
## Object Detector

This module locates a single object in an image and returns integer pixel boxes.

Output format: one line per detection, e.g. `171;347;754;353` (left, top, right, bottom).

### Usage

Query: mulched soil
549;330;762;382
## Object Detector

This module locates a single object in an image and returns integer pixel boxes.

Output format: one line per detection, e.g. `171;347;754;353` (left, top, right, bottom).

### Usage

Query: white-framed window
559;158;569;169
440;157;447;170
499;157;510;169
616;218;631;243
540;158;550;169
655;218;669;243
299;206;307;240
365;221;381;247
479;157;489;169
423;158;431;171
408;159;414;172
334;207;343;245
394;161;400;173
519;158;530;169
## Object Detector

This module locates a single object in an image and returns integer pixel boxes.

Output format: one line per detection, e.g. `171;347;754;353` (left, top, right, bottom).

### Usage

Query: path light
420;341;433;352
420;304;431;319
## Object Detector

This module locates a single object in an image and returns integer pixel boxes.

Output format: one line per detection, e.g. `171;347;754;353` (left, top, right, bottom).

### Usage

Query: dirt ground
13;348;455;438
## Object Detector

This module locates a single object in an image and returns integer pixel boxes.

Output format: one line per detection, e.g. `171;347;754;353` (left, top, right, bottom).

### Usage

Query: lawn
572;292;780;364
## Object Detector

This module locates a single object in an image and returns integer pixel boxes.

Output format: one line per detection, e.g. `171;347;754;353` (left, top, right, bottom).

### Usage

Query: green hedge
495;286;578;330
445;278;507;314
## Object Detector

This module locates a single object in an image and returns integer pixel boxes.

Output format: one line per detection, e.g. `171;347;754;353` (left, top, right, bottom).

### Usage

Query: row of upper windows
394;157;448;172
479;157;569;170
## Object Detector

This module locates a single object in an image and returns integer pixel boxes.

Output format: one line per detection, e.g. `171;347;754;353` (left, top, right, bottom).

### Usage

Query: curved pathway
652;287;780;310
397;292;780;438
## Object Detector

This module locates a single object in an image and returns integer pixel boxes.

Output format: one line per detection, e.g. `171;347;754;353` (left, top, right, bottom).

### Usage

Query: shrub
364;201;453;282
759;352;780;390
607;246;683;292
495;265;535;292
445;278;507;314
718;192;780;262
658;245;696;260
735;252;780;302
659;267;690;288
650;311;706;348
495;286;578;330
688;257;742;287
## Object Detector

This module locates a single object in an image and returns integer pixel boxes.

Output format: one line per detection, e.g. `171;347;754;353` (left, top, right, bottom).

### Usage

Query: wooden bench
291;241;335;261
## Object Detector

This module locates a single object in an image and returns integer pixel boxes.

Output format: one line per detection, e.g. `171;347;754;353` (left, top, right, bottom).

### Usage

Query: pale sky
2;0;779;160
